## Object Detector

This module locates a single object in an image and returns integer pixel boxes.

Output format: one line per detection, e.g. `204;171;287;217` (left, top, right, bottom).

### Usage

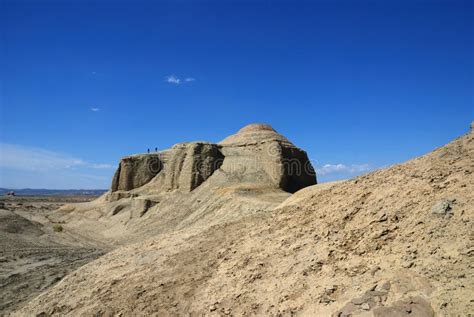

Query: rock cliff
150;142;224;192
111;154;163;191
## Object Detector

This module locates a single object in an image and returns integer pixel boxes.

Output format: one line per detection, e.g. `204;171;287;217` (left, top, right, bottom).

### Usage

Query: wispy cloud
165;75;196;85
166;75;181;84
90;163;114;169
0;143;114;172
91;107;100;112
76;173;109;181
317;163;371;176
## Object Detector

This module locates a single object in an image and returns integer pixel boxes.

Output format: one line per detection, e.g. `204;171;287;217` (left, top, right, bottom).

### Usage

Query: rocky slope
14;125;473;316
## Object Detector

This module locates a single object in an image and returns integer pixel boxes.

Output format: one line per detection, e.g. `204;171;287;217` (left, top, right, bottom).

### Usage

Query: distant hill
0;188;107;196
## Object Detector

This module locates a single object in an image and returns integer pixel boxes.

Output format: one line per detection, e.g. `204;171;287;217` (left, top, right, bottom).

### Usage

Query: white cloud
166;75;181;84
317;163;371;176
91;107;100;112
91;163;114;169
0;143;114;172
165;75;196;85
91;71;105;77
0;144;116;189
76;173;109;181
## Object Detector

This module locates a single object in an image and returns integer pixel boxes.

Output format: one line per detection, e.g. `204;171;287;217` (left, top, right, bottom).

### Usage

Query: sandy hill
14;124;473;316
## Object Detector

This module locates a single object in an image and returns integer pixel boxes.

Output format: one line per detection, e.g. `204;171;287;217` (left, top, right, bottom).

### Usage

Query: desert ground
0;195;105;315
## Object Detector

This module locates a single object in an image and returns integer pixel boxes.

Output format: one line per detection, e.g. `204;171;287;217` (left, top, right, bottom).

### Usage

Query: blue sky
1;0;473;189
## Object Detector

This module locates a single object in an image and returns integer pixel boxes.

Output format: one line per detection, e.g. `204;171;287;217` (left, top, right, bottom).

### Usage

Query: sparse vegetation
52;224;63;232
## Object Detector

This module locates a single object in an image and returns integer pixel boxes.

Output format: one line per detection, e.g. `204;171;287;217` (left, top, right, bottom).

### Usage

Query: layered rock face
219;124;316;193
151;142;224;192
110;123;316;195
111;154;163;191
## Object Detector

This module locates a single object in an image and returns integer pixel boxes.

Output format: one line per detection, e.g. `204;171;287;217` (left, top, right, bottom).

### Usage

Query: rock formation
109;123;316;196
50;124;317;244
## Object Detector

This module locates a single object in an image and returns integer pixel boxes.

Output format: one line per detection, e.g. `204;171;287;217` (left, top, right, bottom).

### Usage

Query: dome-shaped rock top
237;123;276;133
219;123;291;146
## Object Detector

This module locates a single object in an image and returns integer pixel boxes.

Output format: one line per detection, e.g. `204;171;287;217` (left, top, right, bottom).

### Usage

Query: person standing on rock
155;147;158;152
147;148;150;154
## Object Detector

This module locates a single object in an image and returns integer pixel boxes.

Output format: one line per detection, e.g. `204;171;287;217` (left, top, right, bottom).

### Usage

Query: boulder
373;296;434;317
431;199;455;216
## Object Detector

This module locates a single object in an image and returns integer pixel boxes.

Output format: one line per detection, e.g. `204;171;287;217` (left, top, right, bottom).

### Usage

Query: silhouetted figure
155;147;158;152
147;148;150;153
